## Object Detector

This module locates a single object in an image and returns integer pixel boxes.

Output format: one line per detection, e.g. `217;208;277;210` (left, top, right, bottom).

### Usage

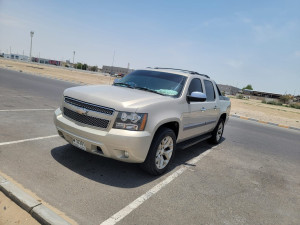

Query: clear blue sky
0;0;299;94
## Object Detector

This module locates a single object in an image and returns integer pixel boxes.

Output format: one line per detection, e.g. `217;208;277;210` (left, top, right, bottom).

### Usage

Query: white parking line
0;109;54;112
100;148;213;225
0;135;59;146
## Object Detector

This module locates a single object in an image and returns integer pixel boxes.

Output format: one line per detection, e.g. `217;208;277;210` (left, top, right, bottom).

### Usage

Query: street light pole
29;31;34;61
110;50;115;75
109;50;116;84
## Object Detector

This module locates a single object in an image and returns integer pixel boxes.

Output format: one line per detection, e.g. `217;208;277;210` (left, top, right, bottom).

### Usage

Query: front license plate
72;138;86;151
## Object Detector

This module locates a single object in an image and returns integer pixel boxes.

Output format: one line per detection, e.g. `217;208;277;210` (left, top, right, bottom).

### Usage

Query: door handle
214;106;217;110
201;107;206;112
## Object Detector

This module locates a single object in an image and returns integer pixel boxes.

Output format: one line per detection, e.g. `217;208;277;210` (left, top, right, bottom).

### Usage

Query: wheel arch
219;113;227;123
152;120;180;140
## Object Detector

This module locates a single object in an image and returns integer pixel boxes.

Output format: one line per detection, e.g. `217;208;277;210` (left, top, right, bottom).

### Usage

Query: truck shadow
51;138;225;188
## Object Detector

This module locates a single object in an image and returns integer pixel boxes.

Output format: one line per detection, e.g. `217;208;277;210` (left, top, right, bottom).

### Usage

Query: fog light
96;146;103;154
124;151;129;158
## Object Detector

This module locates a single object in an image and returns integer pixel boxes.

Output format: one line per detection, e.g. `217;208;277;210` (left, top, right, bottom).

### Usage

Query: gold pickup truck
54;68;231;175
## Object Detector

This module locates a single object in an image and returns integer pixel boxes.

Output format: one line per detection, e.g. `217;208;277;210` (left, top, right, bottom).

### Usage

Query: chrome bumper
53;108;152;163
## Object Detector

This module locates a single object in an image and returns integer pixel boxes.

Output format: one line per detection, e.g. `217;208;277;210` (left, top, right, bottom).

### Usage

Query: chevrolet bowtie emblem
76;108;88;115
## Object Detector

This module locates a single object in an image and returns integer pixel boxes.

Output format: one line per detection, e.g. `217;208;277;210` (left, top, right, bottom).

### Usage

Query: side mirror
187;91;206;103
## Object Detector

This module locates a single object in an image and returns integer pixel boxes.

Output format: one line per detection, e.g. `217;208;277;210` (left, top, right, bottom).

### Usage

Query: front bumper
53;108;152;163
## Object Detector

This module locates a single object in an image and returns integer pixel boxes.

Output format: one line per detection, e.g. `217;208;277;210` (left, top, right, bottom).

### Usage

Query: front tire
209;119;224;144
141;128;176;175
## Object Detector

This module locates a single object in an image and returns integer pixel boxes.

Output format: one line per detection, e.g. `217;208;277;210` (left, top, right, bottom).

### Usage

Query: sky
0;0;299;95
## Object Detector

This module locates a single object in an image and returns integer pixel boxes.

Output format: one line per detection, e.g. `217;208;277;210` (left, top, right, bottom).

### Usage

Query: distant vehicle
117;73;125;77
54;68;231;175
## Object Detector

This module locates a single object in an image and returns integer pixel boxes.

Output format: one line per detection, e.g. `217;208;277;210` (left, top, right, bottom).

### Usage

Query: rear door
201;79;220;131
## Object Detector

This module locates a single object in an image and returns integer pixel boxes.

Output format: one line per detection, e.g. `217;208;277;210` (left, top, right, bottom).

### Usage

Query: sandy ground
0;58;299;128
0;192;39;225
0;58;113;85
230;98;300;128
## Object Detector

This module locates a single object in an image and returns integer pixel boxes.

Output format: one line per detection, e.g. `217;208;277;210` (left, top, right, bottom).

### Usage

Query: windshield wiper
113;82;134;88
134;86;166;96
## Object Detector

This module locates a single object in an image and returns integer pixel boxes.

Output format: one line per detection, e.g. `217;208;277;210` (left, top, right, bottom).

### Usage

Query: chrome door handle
214;106;217;110
201;107;206;112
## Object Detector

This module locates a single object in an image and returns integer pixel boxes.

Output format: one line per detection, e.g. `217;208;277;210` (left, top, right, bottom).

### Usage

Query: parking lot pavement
0;111;56;142
121;123;300;225
1;69;300;225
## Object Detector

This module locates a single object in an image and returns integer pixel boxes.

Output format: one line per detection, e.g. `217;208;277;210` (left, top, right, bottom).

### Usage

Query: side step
177;133;212;150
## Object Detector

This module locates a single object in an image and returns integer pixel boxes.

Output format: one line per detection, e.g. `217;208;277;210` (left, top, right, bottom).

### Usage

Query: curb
230;114;300;131
0;175;71;225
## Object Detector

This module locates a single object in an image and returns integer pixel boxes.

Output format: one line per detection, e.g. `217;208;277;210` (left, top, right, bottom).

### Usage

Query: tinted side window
188;78;203;95
204;80;215;101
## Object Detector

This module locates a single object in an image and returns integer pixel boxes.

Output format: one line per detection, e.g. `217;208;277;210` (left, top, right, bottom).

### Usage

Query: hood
63;85;170;111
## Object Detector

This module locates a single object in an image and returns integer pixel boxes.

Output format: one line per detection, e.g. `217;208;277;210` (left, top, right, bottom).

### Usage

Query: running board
177;133;212;150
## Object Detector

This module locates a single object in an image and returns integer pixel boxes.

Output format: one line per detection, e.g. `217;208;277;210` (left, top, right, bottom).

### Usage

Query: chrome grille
64;96;114;115
63;107;110;129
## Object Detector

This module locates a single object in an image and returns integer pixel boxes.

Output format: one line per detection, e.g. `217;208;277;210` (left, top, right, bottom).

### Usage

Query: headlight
113;112;148;131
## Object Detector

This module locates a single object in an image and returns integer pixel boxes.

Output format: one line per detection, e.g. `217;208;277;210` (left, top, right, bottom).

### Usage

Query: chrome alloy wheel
216;122;224;142
155;136;174;169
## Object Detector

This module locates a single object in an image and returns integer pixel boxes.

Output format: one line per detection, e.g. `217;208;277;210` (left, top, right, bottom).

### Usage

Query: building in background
3;53;29;61
1;53;61;66
101;65;133;75
217;84;241;95
31;57;61;66
243;90;282;101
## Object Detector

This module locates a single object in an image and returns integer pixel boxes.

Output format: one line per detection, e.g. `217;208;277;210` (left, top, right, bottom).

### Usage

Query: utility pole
109;50;116;84
73;51;75;64
110;50;115;75
10;46;11;54
29;31;34;61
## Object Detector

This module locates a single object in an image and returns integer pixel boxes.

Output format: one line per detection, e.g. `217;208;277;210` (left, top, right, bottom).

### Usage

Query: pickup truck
54;68;231;175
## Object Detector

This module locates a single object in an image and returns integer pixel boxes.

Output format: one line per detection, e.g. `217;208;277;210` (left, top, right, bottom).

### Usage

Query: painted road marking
278;124;289;128
258;120;268;124
100;148;213;225
0;135;59;146
0;109;54;112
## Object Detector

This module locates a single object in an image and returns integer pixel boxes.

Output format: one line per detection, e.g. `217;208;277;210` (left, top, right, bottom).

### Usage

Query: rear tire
209;119;224;144
141;128;176;175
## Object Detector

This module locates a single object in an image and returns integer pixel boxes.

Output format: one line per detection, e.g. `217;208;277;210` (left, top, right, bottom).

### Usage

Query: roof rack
148;67;210;78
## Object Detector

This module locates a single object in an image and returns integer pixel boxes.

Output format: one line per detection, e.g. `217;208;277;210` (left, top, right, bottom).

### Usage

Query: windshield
113;70;187;98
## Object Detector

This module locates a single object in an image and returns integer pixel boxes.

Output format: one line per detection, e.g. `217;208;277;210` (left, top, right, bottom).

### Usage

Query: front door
181;78;208;140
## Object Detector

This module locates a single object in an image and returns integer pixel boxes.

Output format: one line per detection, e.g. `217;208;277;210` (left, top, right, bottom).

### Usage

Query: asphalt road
0;68;299;225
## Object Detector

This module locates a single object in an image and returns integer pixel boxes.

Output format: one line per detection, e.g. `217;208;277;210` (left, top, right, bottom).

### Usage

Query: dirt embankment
230;98;300;128
0;58;113;85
